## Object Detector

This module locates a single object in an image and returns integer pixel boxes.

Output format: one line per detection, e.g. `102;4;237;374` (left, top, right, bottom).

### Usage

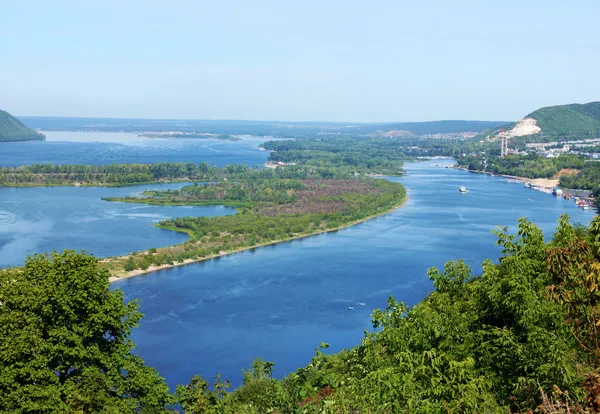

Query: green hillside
0;110;45;142
528;101;600;138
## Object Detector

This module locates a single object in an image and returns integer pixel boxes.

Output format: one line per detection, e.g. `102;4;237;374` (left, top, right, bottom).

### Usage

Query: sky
1;0;599;122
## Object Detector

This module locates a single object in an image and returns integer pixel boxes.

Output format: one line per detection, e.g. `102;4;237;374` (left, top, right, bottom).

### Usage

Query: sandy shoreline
108;197;408;283
455;167;559;188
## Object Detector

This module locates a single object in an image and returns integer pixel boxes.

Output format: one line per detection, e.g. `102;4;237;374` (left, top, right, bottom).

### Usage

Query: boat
524;182;532;188
358;302;366;306
459;186;468;193
347;306;354;311
552;188;563;196
583;205;590;211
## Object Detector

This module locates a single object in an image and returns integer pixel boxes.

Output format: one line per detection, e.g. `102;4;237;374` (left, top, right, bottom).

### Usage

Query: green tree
0;251;172;413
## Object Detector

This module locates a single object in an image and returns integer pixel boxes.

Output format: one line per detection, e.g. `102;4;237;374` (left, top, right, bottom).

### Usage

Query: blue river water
0;132;594;389
0;131;270;167
113;160;593;389
0;183;234;268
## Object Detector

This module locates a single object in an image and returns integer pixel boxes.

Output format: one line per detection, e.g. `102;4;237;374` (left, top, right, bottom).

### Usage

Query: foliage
0;110;45;142
0;162;355;187
174;216;600;413
479;102;600;141
262;137;476;172
457;153;585;179
104;177;407;276
560;162;600;197
529;102;600;138
0;251;172;413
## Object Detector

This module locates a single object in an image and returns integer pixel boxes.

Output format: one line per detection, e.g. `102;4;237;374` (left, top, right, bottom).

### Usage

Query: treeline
262;137;476;173
0;162;355;187
263;138;406;173
104;177;406;274
5;217;600;412
107;179;307;206
457;154;585;179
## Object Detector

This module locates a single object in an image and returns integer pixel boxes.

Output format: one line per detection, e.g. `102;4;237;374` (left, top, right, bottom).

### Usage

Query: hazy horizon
3;1;600;122
17;114;513;124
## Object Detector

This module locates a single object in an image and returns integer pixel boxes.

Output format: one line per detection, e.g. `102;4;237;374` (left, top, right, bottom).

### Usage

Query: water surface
0;131;270;167
0;183;233;268
115;160;593;388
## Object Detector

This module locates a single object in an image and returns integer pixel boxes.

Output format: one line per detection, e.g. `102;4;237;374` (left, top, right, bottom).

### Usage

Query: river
0;183;235;268
0;133;593;389
0;131;270;167
114;159;593;388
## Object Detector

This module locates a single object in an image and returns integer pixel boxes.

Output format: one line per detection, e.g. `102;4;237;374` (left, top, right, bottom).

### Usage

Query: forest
0;162;355;187
457;153;600;197
457;154;586;179
3;216;600;412
262;136;472;172
102;173;407;275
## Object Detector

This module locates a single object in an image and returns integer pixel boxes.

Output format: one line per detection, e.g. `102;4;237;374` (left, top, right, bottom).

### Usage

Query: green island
0;109;45;142
100;167;406;277
4;216;600;412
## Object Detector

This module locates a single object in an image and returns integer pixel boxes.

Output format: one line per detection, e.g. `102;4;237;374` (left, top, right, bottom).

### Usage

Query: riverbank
107;196;408;283
455;166;559;188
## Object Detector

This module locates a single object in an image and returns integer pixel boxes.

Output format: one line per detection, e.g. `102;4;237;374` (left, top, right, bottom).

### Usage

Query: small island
101;168;406;279
0;110;45;143
138;132;241;141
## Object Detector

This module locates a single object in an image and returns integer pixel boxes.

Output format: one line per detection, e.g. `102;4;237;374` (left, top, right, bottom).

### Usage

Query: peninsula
101;168;407;279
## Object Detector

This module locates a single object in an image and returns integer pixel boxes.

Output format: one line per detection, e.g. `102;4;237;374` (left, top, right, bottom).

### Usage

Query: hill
528;101;600;137
18;116;507;138
0;110;45;142
482;101;600;141
359;120;508;136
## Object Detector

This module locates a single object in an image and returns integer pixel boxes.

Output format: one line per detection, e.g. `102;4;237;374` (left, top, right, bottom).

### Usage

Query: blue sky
1;0;599;122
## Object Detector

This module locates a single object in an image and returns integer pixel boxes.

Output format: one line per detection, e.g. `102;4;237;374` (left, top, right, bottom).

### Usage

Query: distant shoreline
108;196;408;284
454;166;559;189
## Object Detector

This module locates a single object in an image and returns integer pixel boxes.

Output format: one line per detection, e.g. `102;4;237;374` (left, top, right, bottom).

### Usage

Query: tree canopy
4;218;600;412
0;251;172;413
174;215;600;412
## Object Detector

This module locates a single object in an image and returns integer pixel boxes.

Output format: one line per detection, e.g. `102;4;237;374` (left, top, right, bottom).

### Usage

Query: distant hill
482;101;600;141
18;116;508;138
0;110;45;142
360;120;508;136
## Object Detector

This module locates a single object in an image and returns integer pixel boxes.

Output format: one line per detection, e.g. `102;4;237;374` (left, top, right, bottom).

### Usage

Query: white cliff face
486;117;541;141
505;118;541;138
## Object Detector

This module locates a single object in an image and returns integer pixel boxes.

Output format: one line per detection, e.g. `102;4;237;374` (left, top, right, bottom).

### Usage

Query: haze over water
0;133;592;388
